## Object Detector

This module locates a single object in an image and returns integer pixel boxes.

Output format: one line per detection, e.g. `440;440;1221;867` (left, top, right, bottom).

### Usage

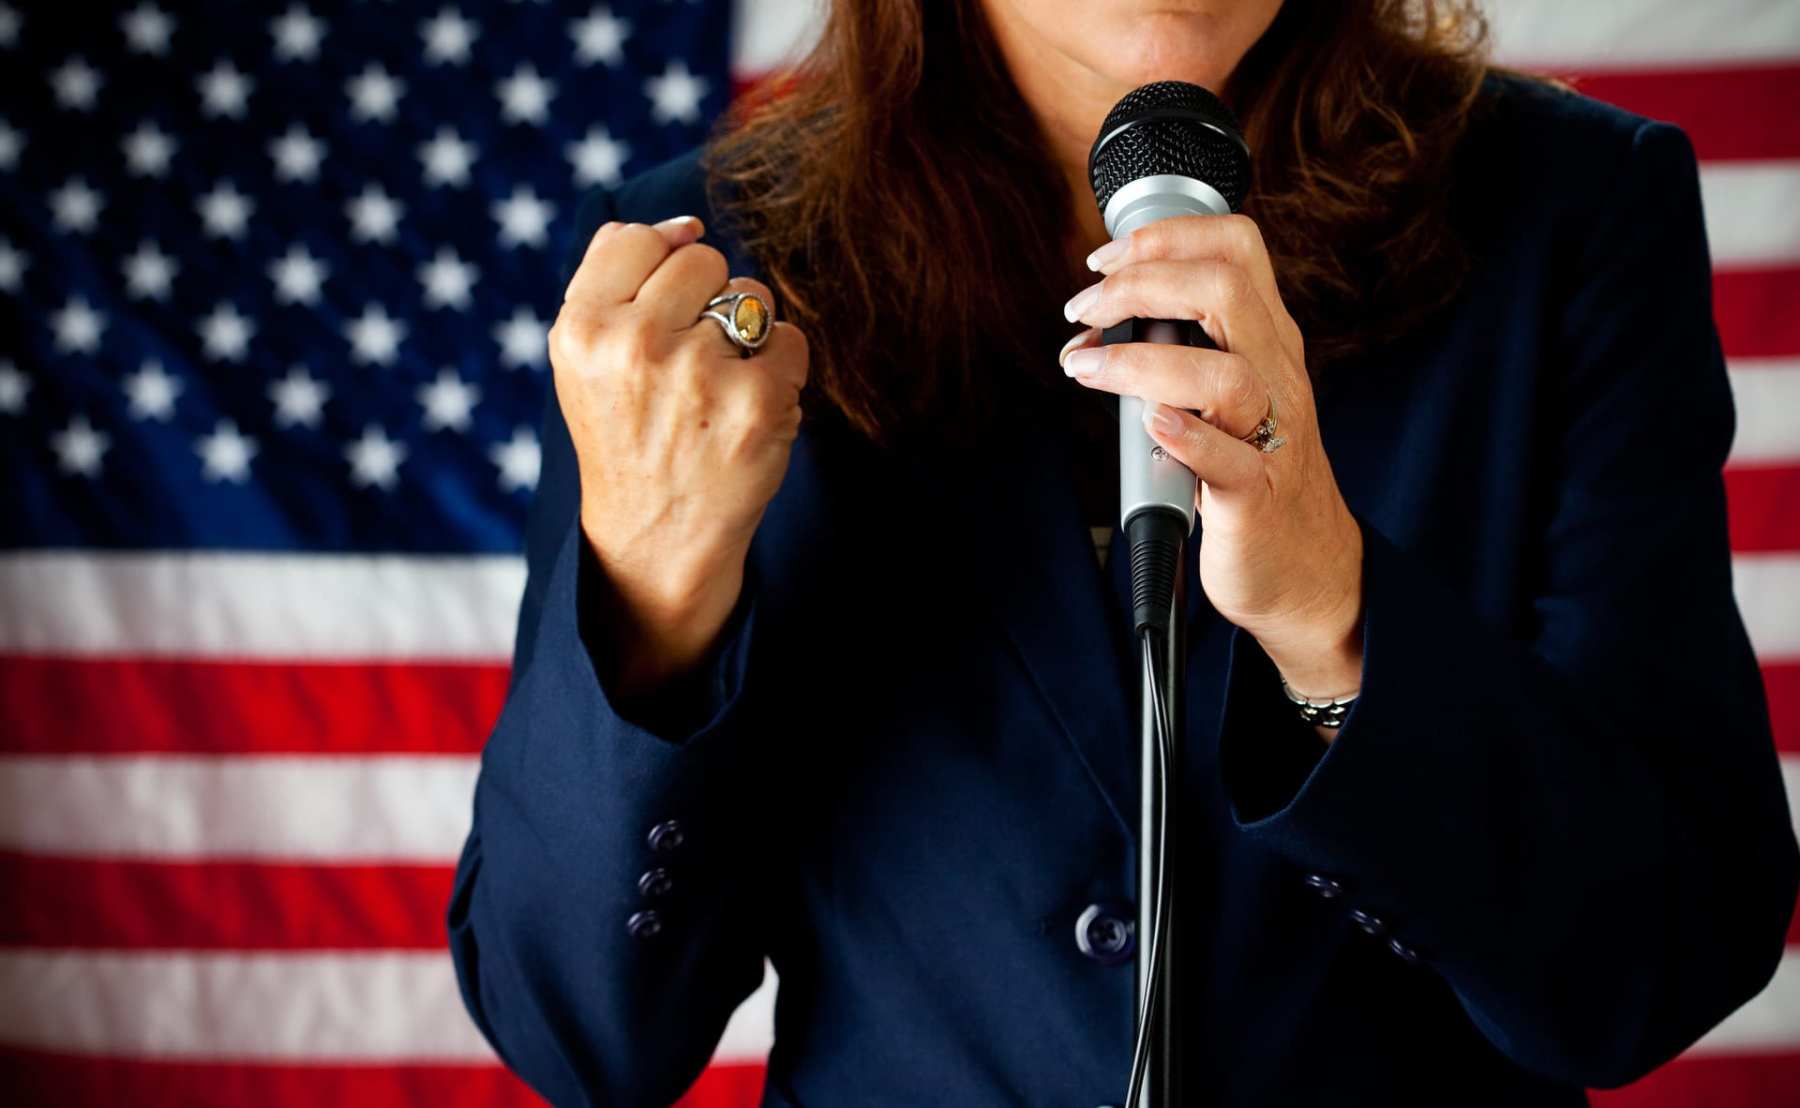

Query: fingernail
653;215;702;238
1085;238;1127;271
1063;347;1105;378
1144;402;1180;437
1057;326;1097;367
1063;281;1101;323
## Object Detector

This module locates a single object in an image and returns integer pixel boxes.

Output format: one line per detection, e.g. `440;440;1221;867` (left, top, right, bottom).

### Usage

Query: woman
448;1;1800;1104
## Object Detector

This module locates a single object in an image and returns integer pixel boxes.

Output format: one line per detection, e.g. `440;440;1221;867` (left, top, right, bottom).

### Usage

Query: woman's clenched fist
549;215;809;696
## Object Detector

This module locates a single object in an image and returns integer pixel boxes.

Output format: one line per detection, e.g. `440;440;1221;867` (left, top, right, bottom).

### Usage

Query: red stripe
1566;65;1800;162
1726;467;1800;554
1589;1050;1800;1107
0;1052;765;1108
1715;269;1800;361
0;656;507;755
0;853;453;950
1766;662;1800;756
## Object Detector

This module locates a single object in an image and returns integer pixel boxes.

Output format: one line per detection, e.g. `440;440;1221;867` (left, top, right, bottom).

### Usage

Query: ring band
1240;393;1287;454
699;291;772;358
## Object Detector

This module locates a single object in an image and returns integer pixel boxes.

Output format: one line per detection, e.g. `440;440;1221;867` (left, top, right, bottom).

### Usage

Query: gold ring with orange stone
700;290;773;358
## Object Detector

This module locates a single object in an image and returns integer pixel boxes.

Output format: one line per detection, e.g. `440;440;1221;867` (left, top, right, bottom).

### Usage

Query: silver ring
699;290;772;358
1241;393;1287;454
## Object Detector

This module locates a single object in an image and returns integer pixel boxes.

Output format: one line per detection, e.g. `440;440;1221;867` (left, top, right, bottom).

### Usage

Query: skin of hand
549;216;810;695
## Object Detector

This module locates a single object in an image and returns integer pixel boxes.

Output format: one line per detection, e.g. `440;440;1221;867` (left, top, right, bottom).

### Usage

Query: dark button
646;819;685;853
1387;937;1421;964
1302;873;1344;899
637;867;674;898
1075;901;1136;964
1349;908;1386;936
626;909;663;939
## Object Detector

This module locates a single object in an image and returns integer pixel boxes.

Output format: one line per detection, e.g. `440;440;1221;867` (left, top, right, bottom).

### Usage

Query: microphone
1086;81;1251;633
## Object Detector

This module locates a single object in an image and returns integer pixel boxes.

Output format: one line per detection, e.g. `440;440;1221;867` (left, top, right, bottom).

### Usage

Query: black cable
1123;626;1175;1108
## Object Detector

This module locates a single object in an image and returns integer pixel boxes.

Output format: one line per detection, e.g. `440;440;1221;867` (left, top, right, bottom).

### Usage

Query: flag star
645;59;708;125
269;243;327;305
418;247;478;310
269;365;329;427
119;3;174;55
420;7;476;65
197;181;254;240
0;238;26;293
50;178;103;234
270;5;325;62
50;57;103;110
419;127;474;187
122;240;176;300
122;121;177;178
51;296;106;354
0;359;27;414
0;5;19;49
197;60;253;119
496;64;555;125
269;124;325;182
198;302;255;362
52;415;109;477
493;186;554;249
346;425;406;489
570;6;629;66
0;119;20;170
494;306;549;369
417;367;480;431
346;303;406;366
346;183;403;243
196;419;257;482
567;125;629;187
490;426;541;492
346;64;404;122
122;358;182;420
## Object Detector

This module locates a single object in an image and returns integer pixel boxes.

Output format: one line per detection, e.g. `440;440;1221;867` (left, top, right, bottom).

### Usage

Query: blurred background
0;1;1794;1105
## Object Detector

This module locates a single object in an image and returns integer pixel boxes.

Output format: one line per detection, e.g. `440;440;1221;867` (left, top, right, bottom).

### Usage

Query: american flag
0;2;1793;1106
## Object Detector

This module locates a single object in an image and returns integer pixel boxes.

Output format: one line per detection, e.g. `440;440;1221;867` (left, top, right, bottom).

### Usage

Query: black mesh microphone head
1087;81;1252;215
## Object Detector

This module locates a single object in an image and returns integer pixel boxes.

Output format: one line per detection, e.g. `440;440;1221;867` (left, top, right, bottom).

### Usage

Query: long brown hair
701;0;1493;449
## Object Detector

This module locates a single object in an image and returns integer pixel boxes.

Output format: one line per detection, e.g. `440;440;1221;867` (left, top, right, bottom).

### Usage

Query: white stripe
1729;359;1800;466
0;756;477;861
730;0;821;76
1704;162;1800;269
0;551;524;659
1487;0;1800;68
1736;554;1800;660
1692;948;1800;1055
718;963;778;1063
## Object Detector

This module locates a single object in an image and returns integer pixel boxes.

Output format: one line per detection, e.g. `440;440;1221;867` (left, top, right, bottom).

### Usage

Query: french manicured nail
654;215;702;237
1085;239;1127;271
1063;281;1102;323
1063;347;1105;378
1057;326;1097;368
1144;402;1180;437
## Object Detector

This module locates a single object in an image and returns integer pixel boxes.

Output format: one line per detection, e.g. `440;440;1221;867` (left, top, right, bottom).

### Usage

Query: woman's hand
1059;214;1363;707
550;216;809;694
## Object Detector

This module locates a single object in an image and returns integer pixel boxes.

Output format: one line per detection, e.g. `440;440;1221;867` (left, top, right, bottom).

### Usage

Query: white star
417;367;480;431
346;425;406;489
269;243;327;305
198;302;255;362
269;124;325;182
0;5;19;49
496;64;555;125
645;59;708;125
0;239;26;293
197;181;253;240
418;247;477;310
50;57;102;111
196;419;257;482
122;121;176;178
570;6;629;66
52;416;109;477
50;178;103;234
120;3;174;55
567;125;629;187
490;426;541;492
493;186;554;249
122;358;181;420
346;64;404;122
0;360;29;414
0;120;20;170
418;127;474;188
346;183;403;244
197;60;253;119
420;7;476;65
346;303;406;366
51;296;105;354
494;306;549;369
122;240;176;300
270;5;325;62
269;365;329;427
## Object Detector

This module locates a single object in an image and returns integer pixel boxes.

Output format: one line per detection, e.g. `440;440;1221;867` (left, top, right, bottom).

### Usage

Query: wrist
1255;517;1364;698
579;522;746;698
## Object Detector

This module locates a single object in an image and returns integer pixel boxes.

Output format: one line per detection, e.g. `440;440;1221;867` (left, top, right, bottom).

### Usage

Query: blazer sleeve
447;183;771;1107
1215;119;1800;1087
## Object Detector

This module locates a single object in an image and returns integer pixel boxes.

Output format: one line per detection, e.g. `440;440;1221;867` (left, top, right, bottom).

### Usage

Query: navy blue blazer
449;74;1799;1107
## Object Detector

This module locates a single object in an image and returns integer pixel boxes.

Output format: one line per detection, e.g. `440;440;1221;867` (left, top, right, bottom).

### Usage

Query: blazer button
1075;901;1136;965
646;819;685;853
627;909;664;939
1302;873;1344;899
638;867;675;898
1349;908;1386;936
1388;937;1421;964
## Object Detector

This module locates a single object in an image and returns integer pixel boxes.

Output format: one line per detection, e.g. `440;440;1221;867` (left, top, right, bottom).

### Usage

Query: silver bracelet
1279;677;1358;730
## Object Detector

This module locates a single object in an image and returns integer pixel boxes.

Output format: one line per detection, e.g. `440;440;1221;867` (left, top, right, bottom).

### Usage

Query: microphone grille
1088;81;1252;214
